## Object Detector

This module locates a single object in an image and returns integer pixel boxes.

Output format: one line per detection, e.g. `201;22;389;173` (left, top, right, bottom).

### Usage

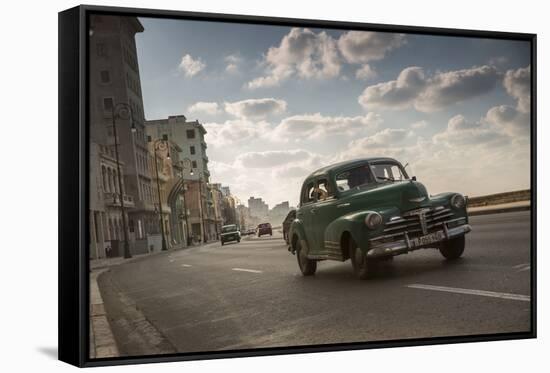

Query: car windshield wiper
376;176;396;182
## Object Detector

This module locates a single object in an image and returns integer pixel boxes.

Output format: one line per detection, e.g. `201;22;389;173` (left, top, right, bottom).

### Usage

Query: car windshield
370;162;409;182
222;225;237;233
335;165;375;192
259;223;270;228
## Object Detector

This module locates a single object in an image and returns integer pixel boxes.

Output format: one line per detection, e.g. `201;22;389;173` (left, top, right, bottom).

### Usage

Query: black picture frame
58;4;537;368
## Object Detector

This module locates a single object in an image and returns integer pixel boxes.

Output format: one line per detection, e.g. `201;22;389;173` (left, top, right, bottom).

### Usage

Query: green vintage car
288;158;471;279
220;224;240;246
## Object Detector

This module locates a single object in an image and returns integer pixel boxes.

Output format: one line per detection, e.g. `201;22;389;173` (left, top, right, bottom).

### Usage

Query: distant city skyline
135;17;531;207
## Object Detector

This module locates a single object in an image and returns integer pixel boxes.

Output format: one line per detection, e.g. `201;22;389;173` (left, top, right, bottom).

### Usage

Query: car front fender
324;207;401;253
288;219;309;255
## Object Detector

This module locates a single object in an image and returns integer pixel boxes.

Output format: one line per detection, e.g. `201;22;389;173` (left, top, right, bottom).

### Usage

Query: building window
100;70;110;83
103;97;114;112
192;160;197;169
101;166;107;191
190;146;195;155
96;43;107;57
147;135;152;143
186;129;195;139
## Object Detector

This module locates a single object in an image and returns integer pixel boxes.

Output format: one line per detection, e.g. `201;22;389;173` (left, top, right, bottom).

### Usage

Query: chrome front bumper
366;224;471;258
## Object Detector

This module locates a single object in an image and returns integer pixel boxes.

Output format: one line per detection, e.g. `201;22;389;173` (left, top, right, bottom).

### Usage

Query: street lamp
187;167;206;243
197;171;207;243
152;139;170;251
110;103;135;259
180;159;193;246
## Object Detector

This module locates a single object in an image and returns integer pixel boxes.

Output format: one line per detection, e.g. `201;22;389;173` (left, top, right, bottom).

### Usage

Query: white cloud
351;128;411;149
433;114;509;148
224;98;287;119
247;28;340;89
236;150;313;168
337;31;405;64
203;119;270;147
331;108;529;199
272;112;382;140
359;66;426;110
358;65;500;112
416;65;500;112
225;54;242;74
411;120;428;129
355;64;377;81
485;105;529;136
503;65;530;113
187;102;220;116
178;54;206;77
208;150;328;208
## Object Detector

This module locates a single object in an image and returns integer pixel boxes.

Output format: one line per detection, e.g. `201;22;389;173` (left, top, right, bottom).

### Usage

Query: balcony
104;192;135;208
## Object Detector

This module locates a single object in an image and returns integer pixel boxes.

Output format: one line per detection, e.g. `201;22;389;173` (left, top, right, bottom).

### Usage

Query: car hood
342;180;431;212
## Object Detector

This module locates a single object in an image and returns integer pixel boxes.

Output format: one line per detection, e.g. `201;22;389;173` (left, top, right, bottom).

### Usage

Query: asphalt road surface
99;211;532;356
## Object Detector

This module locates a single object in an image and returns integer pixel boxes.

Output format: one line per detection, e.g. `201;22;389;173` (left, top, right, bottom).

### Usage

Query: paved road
99;211;532;355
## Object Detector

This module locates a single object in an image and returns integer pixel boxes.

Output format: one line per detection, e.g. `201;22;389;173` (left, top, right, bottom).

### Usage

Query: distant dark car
282;210;296;244
220;224;240;246
257;223;272;237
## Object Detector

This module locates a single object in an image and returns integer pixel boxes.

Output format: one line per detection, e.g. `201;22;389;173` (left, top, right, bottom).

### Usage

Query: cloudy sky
135;17;531;208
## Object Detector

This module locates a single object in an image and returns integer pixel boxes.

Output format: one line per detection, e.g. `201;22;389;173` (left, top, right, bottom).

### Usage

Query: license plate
410;231;445;248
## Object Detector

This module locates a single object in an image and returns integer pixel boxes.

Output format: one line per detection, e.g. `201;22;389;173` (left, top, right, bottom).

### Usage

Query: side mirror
412;176;417;181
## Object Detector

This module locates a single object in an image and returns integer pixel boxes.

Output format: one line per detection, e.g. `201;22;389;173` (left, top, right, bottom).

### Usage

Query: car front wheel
350;238;375;280
296;240;317;276
439;236;465;260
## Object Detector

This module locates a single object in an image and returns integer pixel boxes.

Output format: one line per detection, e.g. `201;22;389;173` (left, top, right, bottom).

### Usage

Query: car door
310;176;339;256
296;179;316;253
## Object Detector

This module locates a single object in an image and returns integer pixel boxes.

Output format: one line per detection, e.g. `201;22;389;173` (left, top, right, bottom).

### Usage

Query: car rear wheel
349;238;375;280
439;236;465;260
296;240;316;276
221;241;224;246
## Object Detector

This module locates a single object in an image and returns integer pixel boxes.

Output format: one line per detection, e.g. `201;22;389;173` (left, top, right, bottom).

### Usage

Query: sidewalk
89;268;119;358
90;242;192;270
468;200;530;216
88;241;197;358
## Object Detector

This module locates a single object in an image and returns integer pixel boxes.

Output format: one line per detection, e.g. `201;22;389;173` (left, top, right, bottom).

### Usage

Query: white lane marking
513;263;530;272
169;259;175;263
407;284;530;302
231;268;263;274
181;264;192;268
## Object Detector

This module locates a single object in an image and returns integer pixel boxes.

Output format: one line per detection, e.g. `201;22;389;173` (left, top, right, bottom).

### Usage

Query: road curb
468;205;530;216
89;268;120;358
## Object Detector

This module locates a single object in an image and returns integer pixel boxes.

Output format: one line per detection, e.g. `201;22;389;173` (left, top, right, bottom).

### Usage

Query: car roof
305;157;399;179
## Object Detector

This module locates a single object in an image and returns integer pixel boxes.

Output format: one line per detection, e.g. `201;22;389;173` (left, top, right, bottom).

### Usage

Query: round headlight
365;212;383;229
450;194;466;209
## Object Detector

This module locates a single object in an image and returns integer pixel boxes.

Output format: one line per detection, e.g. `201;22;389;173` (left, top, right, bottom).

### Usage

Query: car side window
301;182;315;204
315;178;332;201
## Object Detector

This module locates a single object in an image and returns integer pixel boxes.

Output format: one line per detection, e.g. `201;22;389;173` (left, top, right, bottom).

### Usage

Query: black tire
349;238;375;280
439;236;465;260
221;241;224;246
296;240;317;276
237;239;241;243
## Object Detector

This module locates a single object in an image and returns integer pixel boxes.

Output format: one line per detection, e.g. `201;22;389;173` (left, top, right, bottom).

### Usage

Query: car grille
379;206;454;239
